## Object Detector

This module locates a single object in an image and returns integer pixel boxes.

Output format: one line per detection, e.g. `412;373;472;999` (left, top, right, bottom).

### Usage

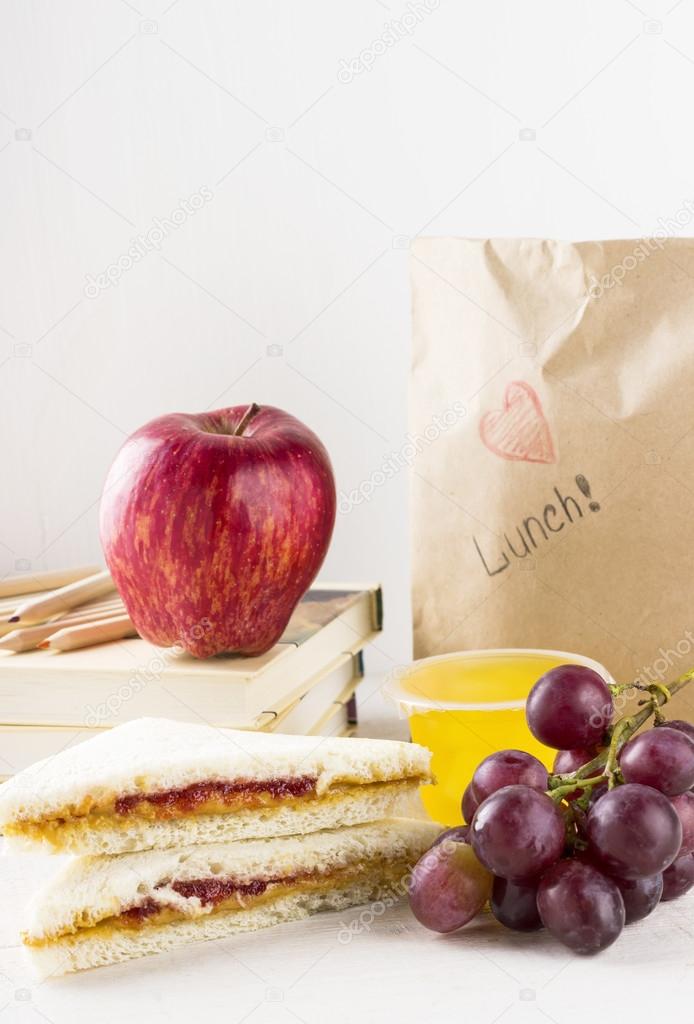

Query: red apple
99;403;336;657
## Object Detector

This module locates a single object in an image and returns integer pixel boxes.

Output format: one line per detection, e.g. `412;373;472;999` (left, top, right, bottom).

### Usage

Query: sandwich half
0;717;432;855
22;818;441;975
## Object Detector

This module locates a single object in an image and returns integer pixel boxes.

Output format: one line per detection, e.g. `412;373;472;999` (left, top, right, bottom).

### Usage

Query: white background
1;0;693;671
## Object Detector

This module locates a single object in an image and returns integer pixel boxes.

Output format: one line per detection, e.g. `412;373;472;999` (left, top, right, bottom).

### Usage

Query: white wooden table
1;677;693;1024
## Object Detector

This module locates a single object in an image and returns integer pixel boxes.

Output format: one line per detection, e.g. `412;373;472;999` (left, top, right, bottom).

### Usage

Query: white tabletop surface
1;675;693;1024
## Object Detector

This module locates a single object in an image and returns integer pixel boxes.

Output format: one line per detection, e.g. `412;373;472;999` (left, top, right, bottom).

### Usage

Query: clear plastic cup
384;648;614;825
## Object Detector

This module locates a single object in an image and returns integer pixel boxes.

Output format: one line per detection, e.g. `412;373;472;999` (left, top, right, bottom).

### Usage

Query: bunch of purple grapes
408;664;694;954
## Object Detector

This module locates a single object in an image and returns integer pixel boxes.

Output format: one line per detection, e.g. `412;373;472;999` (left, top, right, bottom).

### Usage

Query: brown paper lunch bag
410;236;694;717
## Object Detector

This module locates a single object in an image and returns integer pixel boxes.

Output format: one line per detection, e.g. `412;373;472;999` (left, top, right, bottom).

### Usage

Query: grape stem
607;682;635;697
548;666;694;792
548;774;606;803
603;718;629;789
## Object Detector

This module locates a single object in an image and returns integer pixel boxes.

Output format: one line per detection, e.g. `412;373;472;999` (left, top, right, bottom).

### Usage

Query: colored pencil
8;571;115;627
38;614;136;652
0;566;101;600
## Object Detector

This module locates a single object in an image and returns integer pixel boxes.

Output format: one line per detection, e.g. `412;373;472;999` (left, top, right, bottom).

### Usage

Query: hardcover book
0;584;381;732
0;651;363;779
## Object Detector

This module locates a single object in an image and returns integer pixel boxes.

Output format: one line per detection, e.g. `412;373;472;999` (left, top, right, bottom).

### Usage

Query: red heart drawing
480;381;556;464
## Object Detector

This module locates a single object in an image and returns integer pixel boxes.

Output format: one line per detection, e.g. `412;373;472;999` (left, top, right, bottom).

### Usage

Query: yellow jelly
384;649;613;826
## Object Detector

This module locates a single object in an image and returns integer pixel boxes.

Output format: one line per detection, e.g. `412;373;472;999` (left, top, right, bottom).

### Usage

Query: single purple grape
490;876;542;931
526;665;613;749
587;783;682;879
656;719;694;743
553;748;597;774
408;838;492;932
671;791;694;856
661;852;694;901
470;785;565;882
537;859;625;954
620;727;694;796
614;874;663;924
431;825;470;848
472;750;548;803
461;783;479;823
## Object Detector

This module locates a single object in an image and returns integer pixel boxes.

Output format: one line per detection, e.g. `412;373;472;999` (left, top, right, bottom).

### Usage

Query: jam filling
120;899;160;924
119;872;308;924
114;776;317;816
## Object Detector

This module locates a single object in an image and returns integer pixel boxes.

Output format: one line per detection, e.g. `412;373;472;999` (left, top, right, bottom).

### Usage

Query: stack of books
0;571;382;778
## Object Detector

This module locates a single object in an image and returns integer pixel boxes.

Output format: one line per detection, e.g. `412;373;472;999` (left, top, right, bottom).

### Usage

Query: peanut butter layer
6;778;418;848
24;860;413;947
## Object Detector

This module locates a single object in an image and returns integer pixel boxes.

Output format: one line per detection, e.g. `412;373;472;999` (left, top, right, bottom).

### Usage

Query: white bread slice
29;881;396;977
7;779;422;856
24;818;441;975
0;717;432;854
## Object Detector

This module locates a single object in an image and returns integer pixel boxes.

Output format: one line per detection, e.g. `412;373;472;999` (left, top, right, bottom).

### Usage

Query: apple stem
234;403;261;436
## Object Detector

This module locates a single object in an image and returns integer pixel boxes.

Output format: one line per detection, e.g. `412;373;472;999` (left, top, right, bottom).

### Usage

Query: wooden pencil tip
7;616;19;623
